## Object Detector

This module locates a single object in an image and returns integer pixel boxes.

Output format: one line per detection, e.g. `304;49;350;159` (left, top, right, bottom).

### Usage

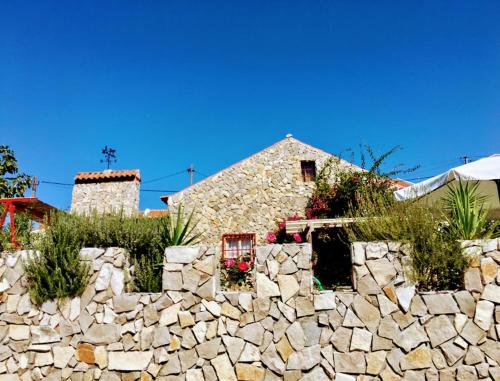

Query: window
301;161;316;182
222;233;256;259
220;233;256;292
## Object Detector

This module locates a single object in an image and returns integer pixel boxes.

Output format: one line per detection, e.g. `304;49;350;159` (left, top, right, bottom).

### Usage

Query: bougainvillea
305;146;417;219
266;214;308;244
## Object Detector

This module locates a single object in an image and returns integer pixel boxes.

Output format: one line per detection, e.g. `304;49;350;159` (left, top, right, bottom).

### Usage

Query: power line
38;180;176;193
141;189;179;193
196;170;210;178
404;175;434;181
142;170;185;184
39;180;73;186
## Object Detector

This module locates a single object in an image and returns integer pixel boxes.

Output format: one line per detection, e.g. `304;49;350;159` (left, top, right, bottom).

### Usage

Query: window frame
301;160;316;182
221;233;256;260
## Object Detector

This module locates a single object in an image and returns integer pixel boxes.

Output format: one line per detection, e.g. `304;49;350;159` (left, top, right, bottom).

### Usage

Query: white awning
394;155;500;217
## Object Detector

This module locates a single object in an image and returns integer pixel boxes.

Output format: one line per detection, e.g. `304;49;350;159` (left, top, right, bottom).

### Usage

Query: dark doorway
312;227;353;290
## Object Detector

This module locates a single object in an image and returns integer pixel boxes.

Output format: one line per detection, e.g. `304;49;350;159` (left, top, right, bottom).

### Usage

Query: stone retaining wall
0;239;499;380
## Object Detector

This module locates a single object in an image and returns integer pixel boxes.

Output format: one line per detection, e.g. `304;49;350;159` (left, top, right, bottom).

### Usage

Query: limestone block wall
167;137;359;244
0;240;499;380
71;181;140;216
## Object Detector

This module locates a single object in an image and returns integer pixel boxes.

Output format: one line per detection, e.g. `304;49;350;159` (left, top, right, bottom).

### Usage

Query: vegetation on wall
305;145;497;290
345;195;470;290
305;145;417;219
24;207;200;303
266;214;308;244
304;145;423;289
24;212;91;305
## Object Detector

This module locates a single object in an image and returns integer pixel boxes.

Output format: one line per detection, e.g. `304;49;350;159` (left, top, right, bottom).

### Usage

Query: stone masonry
71;170;140;216
166;136;360;244
0;239;499;380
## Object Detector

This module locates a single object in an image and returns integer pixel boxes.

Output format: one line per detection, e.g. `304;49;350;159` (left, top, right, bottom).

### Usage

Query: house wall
1;239;499;380
71;180;140;216
168;137;358;244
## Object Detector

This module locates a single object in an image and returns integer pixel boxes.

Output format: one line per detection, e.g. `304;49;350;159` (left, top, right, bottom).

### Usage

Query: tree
0;145;32;198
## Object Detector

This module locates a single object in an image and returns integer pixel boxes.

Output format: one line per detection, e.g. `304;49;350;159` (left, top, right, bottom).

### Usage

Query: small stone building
163;135;360;245
71;169;140;215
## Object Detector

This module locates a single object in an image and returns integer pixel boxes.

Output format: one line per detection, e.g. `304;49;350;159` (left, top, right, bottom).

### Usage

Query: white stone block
165;246;199;264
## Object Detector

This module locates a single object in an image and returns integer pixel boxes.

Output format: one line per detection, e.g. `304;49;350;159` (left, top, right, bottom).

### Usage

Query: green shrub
24;207;201;299
345;195;470;290
132;252;163;293
24;212;91;304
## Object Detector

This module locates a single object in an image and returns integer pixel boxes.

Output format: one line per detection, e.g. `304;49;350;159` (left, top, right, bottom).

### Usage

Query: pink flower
278;221;286;230
266;232;277;243
293;233;302;243
237;262;249;272
225;258;235;268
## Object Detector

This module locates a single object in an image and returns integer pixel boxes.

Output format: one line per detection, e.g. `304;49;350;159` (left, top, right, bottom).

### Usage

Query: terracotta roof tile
141;209;169;217
74;169;141;183
390;178;412;190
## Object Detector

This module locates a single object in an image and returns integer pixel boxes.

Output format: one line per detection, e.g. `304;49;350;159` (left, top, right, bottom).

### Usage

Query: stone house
162;135;361;248
71;169;141;216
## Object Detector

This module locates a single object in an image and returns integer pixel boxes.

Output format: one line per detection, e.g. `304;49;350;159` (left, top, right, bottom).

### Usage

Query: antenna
187;164;195;185
101;146;117;169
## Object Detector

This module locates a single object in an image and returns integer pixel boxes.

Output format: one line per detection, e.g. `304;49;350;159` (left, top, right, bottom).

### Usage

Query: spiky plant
159;204;202;247
443;180;498;240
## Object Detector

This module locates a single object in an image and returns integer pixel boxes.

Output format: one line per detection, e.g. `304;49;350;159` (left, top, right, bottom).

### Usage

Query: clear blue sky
1;1;499;210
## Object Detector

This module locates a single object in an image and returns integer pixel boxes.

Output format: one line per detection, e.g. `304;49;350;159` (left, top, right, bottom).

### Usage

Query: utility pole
31;176;38;198
101;146;117;169
187;164;195;186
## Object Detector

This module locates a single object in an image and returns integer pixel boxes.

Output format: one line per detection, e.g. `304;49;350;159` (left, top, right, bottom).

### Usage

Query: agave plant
443;180;498;240
159;204;202;246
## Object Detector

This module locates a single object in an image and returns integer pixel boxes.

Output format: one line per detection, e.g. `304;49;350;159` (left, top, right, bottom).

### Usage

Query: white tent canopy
394;154;500;217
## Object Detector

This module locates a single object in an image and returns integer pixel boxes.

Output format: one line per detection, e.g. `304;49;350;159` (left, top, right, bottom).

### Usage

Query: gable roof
160;135;359;204
74;169;141;184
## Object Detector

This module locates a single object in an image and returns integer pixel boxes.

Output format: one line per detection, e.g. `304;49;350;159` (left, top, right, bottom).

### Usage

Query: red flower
237;261;249;272
266;232;277;243
293;233;302;243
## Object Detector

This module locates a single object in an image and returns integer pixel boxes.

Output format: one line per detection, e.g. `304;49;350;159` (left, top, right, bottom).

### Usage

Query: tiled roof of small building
74;169;141;183
141;209;169;217
391;178;413;190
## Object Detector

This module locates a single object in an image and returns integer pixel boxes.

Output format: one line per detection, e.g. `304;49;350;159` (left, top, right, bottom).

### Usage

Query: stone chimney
71;169;140;215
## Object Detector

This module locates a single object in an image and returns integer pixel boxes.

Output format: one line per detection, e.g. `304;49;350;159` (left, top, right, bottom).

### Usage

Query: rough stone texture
167;136;360;243
0;239;499;380
71;170;140;216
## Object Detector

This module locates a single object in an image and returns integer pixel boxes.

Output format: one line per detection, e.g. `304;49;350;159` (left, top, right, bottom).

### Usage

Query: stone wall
0;239;499;380
71;180;140;216
167;136;359;244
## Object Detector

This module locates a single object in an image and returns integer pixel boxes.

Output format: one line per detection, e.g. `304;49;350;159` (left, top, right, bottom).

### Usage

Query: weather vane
101;145;117;169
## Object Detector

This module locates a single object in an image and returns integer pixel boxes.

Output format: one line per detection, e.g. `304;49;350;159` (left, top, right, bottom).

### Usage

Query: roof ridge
74;169;141;182
161;135;359;203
